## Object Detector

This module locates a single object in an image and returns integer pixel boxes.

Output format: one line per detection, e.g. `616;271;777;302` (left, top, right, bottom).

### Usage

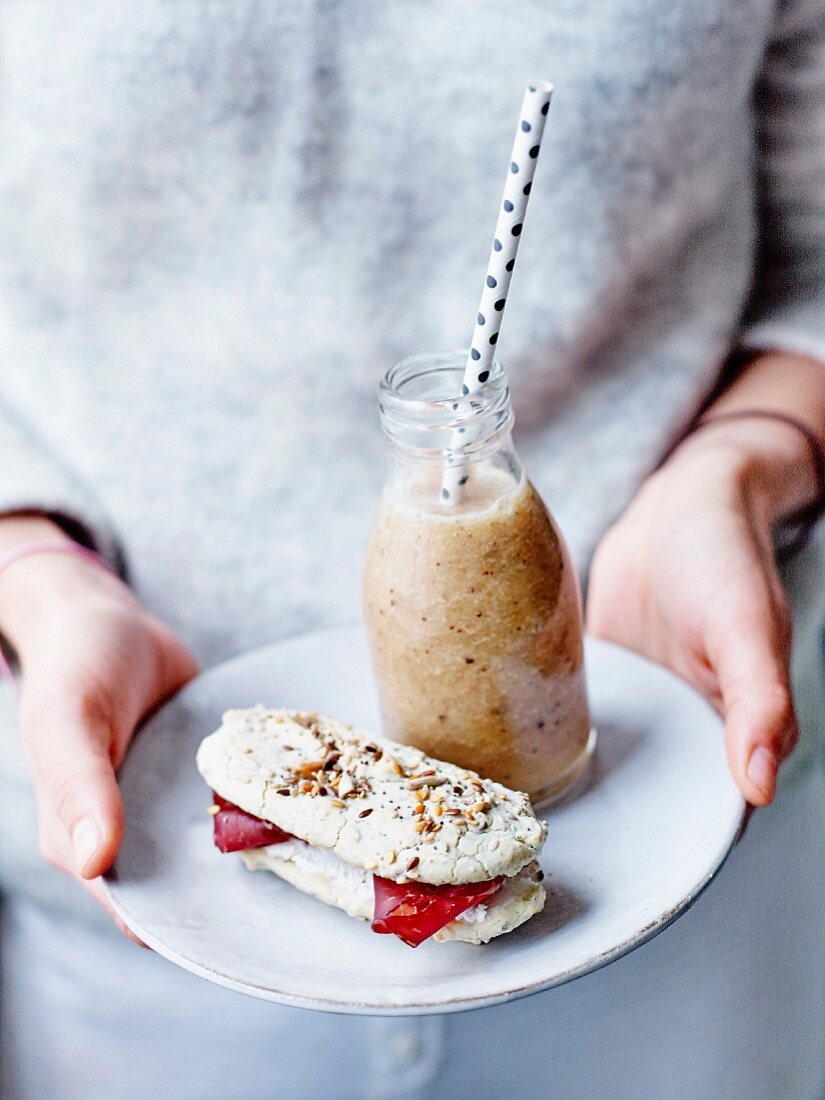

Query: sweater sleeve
739;0;825;365
0;391;123;569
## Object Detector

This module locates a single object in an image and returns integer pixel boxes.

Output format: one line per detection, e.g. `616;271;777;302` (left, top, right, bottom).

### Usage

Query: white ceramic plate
104;626;744;1015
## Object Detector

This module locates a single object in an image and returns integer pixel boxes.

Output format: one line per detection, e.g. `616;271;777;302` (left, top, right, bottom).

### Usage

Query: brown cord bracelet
659;409;825;562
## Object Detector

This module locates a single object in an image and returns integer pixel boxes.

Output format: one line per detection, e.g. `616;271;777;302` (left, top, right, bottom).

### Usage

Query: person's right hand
0;518;198;939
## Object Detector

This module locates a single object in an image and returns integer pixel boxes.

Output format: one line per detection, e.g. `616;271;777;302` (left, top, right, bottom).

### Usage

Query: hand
587;422;804;806
0;519;198;938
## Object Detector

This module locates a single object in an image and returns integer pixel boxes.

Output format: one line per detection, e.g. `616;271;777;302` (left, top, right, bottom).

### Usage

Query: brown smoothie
363;466;592;801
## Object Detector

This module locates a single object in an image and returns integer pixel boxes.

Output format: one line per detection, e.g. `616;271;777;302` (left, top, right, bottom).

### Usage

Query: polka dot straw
442;79;553;503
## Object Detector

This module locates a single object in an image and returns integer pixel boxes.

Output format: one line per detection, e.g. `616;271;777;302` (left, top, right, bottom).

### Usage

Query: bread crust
197;707;547;885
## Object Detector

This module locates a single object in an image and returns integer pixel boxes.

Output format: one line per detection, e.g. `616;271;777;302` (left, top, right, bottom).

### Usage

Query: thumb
712;599;797;807
21;683;125;879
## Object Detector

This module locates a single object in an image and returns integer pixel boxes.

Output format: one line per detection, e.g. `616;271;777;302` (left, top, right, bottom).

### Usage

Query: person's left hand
586;423;801;806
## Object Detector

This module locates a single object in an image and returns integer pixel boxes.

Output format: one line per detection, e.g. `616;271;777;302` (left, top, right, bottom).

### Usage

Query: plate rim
104;626;746;1015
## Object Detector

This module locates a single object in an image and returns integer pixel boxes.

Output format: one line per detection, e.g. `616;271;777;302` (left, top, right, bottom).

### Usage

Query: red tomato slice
211;792;294;853
372;875;504;947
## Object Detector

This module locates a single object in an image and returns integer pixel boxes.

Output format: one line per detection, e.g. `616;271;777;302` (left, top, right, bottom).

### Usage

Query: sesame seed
207;804;220;816
358;807;373;819
407;856;420;871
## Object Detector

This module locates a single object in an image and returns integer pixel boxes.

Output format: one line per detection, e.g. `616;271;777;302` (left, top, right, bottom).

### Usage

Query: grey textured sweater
0;1;823;912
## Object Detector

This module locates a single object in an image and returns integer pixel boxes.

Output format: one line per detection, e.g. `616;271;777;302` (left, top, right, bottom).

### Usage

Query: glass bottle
363;350;595;803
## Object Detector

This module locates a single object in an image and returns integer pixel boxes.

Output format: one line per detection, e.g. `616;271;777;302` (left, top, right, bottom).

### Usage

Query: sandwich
196;707;547;947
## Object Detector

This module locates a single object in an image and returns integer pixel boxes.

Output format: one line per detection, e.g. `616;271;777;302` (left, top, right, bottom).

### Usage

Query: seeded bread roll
242;844;546;945
196;707;547;885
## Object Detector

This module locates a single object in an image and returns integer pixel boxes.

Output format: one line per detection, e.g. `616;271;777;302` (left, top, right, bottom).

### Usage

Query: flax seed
293;760;327;777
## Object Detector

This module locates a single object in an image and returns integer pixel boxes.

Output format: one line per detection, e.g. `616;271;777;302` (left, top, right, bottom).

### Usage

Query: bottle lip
378;350;513;462
380;347;510;420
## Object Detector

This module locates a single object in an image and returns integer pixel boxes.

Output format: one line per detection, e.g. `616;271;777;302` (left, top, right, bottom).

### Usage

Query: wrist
0;514;70;555
0;525;127;650
662;416;819;527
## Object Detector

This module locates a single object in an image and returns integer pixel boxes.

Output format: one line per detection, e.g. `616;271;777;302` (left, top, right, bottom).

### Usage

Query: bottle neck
378;350;515;464
377;350;523;513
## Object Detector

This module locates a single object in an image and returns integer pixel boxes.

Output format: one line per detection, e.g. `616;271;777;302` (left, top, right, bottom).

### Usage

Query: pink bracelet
0;539;116;698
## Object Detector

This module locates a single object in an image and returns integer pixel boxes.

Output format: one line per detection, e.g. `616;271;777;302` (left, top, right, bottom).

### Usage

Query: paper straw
442;79;553;503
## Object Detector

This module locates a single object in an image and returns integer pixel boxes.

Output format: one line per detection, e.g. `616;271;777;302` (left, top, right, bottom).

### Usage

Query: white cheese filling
241;839;493;922
240;839;545;943
255;838;375;917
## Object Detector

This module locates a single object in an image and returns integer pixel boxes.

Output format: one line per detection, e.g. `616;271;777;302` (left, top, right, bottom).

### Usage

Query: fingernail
746;746;777;797
72;817;101;874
